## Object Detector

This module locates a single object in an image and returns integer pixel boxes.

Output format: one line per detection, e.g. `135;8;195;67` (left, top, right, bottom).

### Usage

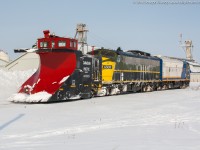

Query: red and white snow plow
11;30;100;103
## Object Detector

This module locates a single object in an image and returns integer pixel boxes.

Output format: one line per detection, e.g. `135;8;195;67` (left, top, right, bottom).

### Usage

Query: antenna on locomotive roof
179;33;194;61
74;23;88;54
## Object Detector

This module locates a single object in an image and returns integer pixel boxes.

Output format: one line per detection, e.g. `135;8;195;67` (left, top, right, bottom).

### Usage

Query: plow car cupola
37;30;78;50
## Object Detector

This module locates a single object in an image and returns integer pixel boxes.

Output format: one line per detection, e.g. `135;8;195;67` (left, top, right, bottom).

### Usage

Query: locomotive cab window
58;41;66;47
70;41;72;47
40;42;48;48
52;41;55;48
70;41;76;48
73;41;77;48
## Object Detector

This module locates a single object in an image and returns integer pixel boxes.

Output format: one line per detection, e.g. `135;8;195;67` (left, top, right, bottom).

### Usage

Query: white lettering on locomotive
103;65;112;69
83;61;91;65
83;75;90;78
83;67;90;73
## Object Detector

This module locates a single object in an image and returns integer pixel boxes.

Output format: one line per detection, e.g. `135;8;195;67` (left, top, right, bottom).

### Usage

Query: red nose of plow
11;51;76;103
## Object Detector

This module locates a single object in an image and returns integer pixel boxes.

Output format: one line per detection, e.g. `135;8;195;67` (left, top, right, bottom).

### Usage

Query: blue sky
0;0;200;62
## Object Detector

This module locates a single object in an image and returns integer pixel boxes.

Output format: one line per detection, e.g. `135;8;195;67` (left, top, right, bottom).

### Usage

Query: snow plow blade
11;50;77;103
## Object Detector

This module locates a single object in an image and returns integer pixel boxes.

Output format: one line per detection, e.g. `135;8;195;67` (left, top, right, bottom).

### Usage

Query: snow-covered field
0;69;200;150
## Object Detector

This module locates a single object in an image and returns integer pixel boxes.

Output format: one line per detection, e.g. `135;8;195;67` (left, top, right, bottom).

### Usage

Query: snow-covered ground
0;69;200;150
0;69;35;104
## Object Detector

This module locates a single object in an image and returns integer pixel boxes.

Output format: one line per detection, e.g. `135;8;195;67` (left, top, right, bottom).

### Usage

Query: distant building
187;61;200;82
0;50;10;68
5;53;39;71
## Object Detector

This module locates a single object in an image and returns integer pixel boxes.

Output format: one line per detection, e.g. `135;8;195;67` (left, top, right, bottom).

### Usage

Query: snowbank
0;69;35;102
189;82;200;90
1;86;200;149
